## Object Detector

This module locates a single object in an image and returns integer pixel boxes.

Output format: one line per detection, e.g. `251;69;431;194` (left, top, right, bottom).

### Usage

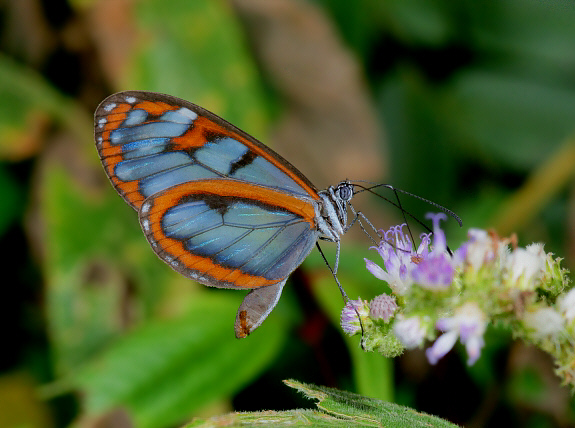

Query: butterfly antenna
388;185;418;250
352;183;434;238
315;242;366;345
352;182;462;255
353;181;462;227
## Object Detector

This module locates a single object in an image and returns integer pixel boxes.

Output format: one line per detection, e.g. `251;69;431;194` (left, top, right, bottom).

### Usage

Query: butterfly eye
337;183;353;202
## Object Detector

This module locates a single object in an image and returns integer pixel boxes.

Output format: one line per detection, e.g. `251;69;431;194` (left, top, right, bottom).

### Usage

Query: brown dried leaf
85;0;137;87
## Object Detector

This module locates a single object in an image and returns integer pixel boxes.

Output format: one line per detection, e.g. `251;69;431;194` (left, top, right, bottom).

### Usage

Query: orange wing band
146;180;317;288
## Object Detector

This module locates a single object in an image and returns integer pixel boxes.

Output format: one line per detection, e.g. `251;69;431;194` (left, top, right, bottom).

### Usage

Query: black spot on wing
177;193;294;217
203;129;225;142
229;151;257;175
203;194;231;215
178;194;231;216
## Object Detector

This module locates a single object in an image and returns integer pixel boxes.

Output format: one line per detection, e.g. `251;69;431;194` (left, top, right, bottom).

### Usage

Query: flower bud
369;294;398;322
340;299;370;336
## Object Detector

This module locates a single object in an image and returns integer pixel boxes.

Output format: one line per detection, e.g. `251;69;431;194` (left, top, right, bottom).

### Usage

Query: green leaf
378;69;458;206
75;293;286;428
466;0;575;74
189;409;350;427
318;0;453;59
378;0;453;47
189;379;459;427
285;380;458;427
445;70;575;170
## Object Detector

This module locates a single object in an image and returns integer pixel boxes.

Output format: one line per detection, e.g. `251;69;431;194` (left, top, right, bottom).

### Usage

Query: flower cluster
340;213;574;389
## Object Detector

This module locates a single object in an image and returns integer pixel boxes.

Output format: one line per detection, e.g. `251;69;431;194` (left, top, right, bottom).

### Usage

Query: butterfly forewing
94;91;319;210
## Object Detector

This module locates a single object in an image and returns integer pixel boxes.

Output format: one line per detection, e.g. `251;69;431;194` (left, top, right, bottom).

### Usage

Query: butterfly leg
315;240;349;301
315;241;366;345
346;204;382;244
234;279;287;338
332;238;341;275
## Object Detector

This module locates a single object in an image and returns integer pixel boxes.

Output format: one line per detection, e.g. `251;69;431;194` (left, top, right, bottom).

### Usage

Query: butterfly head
316;180;356;240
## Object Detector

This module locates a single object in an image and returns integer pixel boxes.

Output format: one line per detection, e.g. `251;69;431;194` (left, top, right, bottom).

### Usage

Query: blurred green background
2;0;575;427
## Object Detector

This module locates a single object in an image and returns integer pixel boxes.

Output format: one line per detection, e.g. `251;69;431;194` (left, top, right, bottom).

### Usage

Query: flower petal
465;336;485;366
426;330;458;365
365;259;389;281
426;212;447;254
393;316;426;349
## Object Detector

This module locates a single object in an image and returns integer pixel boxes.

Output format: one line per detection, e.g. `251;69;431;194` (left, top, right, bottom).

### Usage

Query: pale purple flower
369;294;398;322
393;315;427;349
426;330;459;365
364;224;430;295
366;213;458;293
451;242;467;269
340;298;369;335
411;213;455;290
426;303;487;366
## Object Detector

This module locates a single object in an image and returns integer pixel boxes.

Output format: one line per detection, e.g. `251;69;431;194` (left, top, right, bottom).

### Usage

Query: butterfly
94;91;404;338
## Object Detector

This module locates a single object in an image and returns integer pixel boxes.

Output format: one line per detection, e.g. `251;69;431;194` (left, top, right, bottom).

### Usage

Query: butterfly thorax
316;181;354;242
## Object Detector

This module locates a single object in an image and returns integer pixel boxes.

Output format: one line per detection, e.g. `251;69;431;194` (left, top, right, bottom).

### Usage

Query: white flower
527;243;546;258
465;229;490;270
464;229;507;271
558;288;575;323
523;307;564;339
506;245;546;290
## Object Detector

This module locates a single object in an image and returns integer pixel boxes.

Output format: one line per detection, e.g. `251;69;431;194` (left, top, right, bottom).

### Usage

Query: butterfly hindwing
138;179;319;290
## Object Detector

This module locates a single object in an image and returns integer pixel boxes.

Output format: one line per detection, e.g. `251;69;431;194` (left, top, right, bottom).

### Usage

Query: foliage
190;379;458;427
